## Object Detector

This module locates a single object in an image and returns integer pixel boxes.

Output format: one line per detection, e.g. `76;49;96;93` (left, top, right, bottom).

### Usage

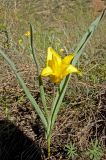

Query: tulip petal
63;64;80;77
41;67;53;76
47;48;53;64
47;47;61;66
62;54;74;65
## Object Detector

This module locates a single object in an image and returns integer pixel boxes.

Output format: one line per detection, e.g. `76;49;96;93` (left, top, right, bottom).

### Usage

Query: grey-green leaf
0;49;47;129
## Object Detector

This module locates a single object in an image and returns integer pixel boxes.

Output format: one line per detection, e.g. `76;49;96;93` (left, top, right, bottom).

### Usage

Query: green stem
39;75;49;121
29;23;49;120
47;134;51;160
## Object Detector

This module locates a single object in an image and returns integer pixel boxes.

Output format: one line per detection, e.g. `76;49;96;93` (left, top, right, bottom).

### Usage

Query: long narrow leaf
0;49;47;129
47;9;105;137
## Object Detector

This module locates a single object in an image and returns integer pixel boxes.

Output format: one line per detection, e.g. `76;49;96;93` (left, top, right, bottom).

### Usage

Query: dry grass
0;0;106;159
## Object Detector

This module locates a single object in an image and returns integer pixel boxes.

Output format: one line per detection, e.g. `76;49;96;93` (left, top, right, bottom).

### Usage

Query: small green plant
86;140;103;160
65;142;78;159
16;95;26;105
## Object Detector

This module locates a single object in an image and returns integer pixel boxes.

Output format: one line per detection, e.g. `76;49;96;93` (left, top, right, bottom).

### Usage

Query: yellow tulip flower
41;47;80;83
24;31;30;36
